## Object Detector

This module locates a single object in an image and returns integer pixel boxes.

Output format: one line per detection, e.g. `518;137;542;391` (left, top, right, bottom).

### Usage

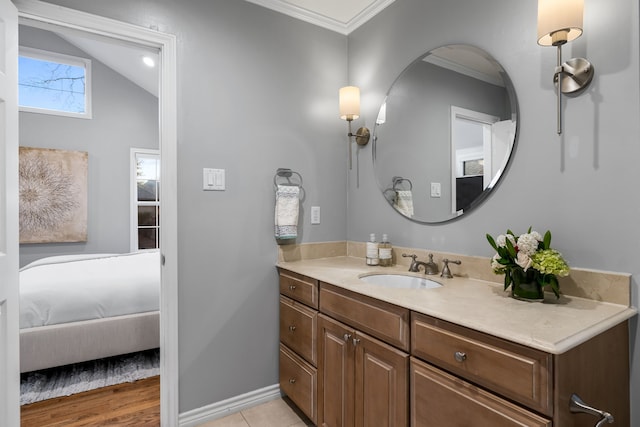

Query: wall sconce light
538;0;594;135
339;86;370;169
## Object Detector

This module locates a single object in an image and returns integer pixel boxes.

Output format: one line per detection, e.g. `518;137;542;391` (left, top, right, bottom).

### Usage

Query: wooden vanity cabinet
317;314;409;427
279;268;631;427
278;270;319;424
411;312;631;427
318;283;409;427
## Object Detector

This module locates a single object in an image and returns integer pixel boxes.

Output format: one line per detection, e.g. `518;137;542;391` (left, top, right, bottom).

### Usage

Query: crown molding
245;0;395;35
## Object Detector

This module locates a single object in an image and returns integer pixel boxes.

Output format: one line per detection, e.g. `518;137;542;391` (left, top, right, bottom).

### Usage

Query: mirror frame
372;44;519;224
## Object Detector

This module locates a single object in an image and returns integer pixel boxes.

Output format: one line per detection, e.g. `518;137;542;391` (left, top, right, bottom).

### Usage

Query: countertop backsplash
277;241;631;307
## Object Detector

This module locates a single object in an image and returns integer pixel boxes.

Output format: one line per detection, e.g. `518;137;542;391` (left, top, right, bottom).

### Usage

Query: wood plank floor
21;376;160;427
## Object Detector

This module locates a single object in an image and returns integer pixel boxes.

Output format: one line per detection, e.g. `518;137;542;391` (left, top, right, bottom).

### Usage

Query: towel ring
274;168;305;199
392;176;413;191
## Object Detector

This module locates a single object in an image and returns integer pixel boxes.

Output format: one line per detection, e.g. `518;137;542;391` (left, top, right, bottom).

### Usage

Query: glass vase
511;280;544;302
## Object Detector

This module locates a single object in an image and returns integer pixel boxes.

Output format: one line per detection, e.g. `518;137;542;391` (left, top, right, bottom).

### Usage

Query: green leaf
486;234;498;251
543;230;551;250
548;275;560;298
505;237;517;258
527;226;532;233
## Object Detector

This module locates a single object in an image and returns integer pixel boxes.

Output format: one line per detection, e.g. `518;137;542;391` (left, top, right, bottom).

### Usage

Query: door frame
14;0;179;424
450;105;499;215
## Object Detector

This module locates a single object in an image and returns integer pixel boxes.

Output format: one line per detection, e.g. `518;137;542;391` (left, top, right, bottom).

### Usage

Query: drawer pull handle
288;325;296;332
570;394;614;426
343;333;352;342
352;338;361;346
289;378;296;384
289;284;296;291
454;351;467;362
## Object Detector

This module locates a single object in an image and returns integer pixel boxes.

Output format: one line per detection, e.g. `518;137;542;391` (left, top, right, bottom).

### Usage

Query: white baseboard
178;384;282;427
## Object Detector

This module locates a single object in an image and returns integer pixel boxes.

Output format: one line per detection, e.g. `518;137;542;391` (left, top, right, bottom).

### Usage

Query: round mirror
373;44;518;223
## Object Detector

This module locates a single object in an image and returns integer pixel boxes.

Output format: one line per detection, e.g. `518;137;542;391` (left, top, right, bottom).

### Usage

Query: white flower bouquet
487;227;570;300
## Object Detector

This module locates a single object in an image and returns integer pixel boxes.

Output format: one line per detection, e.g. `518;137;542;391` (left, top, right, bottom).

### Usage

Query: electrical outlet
311;206;320;224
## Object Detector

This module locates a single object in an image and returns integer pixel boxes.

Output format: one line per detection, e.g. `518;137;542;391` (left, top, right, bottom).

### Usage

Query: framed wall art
19;147;88;243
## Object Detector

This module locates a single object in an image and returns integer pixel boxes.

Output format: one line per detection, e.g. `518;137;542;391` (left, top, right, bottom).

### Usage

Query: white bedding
19;251;160;329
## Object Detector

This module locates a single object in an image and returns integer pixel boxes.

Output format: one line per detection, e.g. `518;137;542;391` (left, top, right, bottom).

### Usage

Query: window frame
130;148;160;252
19;46;93;119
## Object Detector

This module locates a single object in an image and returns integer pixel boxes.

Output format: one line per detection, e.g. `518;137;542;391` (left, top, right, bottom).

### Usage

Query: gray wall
33;0;348;413
348;0;639;425
18;25;159;266
29;0;639;424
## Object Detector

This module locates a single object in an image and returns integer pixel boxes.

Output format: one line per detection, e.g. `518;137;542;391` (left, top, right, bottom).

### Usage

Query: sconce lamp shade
538;0;583;46
339;86;360;121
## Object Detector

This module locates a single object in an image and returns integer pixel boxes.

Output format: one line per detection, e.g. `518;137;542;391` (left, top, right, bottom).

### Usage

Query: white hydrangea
496;234;516;248
491;254;503;270
529;231;543;242
517;233;539;256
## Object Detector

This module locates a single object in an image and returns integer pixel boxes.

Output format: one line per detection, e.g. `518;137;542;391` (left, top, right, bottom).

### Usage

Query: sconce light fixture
339;86;370;169
538;0;594;135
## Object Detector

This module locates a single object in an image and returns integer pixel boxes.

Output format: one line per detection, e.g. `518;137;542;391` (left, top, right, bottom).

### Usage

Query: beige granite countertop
277;256;637;354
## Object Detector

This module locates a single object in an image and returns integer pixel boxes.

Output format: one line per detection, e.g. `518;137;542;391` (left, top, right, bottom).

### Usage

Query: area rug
20;348;160;405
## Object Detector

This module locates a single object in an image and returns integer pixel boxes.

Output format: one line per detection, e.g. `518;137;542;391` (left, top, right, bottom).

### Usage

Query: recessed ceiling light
142;56;155;68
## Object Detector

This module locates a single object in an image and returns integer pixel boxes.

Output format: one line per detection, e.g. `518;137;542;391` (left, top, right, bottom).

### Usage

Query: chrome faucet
402;253;439;275
440;258;461;278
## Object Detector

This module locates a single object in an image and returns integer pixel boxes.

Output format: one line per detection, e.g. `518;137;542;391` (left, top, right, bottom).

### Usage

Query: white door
0;0;20;425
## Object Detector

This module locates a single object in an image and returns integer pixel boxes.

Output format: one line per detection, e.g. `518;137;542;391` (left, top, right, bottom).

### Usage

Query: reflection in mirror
373;44;518;223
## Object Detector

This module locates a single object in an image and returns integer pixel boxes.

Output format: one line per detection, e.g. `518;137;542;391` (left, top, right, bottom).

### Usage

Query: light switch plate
430;182;441;198
203;168;225;191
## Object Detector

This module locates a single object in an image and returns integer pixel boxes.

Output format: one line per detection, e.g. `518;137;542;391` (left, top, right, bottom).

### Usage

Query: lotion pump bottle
379;234;392;267
366;233;379;266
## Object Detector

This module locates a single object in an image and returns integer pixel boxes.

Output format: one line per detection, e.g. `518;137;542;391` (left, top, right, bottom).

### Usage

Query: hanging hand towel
394;190;414;218
275;184;300;240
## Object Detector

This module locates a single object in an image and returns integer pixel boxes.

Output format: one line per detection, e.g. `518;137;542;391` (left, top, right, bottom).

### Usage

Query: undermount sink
359;274;442;289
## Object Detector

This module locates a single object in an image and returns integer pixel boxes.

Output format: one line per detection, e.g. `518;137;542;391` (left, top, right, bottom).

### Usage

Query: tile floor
197;397;314;427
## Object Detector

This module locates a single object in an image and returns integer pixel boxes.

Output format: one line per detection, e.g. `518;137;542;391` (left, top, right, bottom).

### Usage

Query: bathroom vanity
277;254;636;427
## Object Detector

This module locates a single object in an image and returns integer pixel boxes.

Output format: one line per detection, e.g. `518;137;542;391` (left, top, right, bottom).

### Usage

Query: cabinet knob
352;338;361;346
288;325;296;332
343;333;352;342
288;284;296;291
289;378;296;384
454;351;467;362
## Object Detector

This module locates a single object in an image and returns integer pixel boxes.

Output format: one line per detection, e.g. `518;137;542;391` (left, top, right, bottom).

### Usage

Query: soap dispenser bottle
366;233;380;266
379;234;392;267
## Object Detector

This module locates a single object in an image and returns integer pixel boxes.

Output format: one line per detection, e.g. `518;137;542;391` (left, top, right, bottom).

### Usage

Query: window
131;149;160;251
19;47;92;118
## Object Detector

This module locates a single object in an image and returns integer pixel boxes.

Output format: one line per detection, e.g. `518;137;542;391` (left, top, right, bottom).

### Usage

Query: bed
19;251;160;373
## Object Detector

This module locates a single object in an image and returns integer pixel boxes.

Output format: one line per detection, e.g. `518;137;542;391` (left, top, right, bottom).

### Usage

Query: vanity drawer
279;270;318;309
280;343;317;425
411;357;551;427
280;295;317;365
319;282;410;351
411;312;553;416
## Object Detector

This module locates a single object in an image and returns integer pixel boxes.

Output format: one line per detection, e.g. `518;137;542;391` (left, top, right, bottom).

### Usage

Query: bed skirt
20;311;160;373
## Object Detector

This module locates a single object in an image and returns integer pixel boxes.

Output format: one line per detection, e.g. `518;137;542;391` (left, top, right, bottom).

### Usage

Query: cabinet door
355;331;409;427
411;357;551;427
318;314;355;427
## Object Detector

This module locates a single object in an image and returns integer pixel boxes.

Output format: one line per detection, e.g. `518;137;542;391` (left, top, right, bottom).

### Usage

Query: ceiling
21;1;391;99
244;0;396;34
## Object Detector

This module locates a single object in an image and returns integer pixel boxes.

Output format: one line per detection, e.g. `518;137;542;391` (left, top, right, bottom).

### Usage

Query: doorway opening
14;1;178;424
